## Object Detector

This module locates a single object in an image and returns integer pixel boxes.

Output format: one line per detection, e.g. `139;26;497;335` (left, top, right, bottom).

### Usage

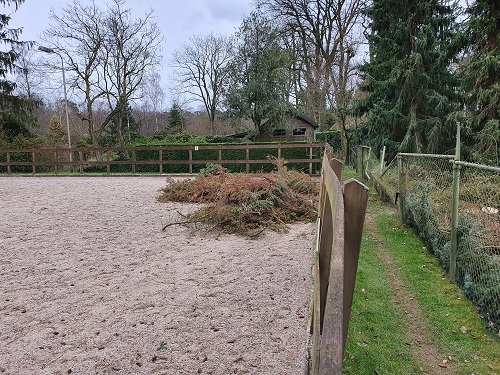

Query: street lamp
38;46;72;162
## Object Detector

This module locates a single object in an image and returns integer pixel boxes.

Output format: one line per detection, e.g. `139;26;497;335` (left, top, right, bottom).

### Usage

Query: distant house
254;113;319;142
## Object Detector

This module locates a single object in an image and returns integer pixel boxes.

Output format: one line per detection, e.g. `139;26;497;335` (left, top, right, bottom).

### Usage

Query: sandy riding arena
0;177;315;374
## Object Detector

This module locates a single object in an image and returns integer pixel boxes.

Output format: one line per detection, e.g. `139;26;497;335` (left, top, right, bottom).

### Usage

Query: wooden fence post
79;151;84;175
132;150;136;175
341;179;368;355
309;146;368;375
246;147;250;173
7;151;11;175
32;151;36;175
189;149;193;174
380;146;386;174
309;146;313;175
106;151;110;175
318;177;344;374
356;146;362;178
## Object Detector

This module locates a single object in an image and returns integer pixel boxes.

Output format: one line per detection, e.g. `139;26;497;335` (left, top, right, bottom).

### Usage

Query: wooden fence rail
308;144;369;374
0;143;324;176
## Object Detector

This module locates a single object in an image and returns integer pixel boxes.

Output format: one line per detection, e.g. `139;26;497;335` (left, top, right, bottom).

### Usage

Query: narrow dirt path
363;204;453;375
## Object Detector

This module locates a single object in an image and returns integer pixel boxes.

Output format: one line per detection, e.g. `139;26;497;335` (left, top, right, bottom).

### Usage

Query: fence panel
368;149;500;332
308;145;368;374
455;164;500;330
0;143;324;176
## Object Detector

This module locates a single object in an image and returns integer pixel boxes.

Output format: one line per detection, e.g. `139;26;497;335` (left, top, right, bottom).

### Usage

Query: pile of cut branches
158;161;319;237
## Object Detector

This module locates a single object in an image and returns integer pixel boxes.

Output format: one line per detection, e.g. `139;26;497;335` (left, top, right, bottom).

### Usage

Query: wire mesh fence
455;163;500;331
363;150;500;333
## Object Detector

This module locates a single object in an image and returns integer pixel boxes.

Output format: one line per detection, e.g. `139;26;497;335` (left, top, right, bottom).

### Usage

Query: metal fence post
397;155;405;223
450;123;461;283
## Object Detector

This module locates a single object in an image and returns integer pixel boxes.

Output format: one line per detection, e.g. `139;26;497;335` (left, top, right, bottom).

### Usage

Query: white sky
7;0;254;109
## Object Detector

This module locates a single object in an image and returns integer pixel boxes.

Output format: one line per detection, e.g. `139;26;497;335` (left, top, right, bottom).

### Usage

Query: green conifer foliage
168;102;185;132
0;0;37;142
45;115;66;146
461;0;500;164
359;0;461;158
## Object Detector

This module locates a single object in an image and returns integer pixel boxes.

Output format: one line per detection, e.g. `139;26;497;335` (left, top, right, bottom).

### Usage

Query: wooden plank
317;194;333;331
0;143;324;176
0;143;324;154
318;167;345;374
331;159;342;181
342;179;368;357
311;251;322;374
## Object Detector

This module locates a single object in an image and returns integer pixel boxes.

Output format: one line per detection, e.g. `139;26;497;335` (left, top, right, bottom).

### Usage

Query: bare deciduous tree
102;0;162;147
139;71;165;134
42;0;104;147
260;0;366;159
41;0;162;147
170;32;232;134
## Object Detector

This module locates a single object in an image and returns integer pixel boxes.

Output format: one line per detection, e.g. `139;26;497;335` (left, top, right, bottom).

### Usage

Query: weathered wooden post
356;146;362;179
380;146;386;174
32;151;36;175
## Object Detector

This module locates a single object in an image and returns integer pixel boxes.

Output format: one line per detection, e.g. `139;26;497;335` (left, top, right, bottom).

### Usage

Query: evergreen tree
168;102;185;132
0;0;37;142
358;0;461;158
460;0;500;164
45;114;66;146
105;103;139;147
225;10;292;136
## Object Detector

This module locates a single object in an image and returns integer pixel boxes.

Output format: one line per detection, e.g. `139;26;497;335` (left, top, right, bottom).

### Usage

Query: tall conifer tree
0;0;36;141
460;0;500;164
358;0;461;158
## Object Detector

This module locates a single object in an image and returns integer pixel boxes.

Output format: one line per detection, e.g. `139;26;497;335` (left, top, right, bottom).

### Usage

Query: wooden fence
0;143;324;176
307;145;369;374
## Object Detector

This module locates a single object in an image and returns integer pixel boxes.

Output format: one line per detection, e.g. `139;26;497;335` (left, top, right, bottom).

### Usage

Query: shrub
316;130;342;150
404;182;500;331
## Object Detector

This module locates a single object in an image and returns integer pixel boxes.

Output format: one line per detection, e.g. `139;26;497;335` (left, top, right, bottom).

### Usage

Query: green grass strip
343;192;499;374
343;206;422;374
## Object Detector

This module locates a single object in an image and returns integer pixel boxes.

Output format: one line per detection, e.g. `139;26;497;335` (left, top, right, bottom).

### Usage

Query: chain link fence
359;149;500;333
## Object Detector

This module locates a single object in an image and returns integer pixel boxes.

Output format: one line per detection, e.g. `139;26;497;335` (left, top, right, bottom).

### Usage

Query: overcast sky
8;0;254;109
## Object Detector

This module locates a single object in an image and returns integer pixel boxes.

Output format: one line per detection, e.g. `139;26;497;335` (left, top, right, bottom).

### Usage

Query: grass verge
343;197;499;375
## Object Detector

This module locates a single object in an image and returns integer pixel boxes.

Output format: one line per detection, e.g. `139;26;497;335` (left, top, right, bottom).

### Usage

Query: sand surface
0;177;315;374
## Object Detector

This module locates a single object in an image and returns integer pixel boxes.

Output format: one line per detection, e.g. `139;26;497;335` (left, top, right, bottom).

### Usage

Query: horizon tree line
1;0;498;165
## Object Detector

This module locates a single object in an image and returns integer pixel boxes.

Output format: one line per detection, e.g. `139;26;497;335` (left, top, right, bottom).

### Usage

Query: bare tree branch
170;32;232;134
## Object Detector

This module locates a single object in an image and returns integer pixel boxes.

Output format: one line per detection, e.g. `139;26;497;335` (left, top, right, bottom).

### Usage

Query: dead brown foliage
158;162;319;237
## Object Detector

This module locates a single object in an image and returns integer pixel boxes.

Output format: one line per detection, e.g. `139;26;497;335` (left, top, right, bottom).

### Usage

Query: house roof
295;113;320;129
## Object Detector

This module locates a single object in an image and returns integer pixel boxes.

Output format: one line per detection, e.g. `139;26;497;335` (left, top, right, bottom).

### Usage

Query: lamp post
38;46;72;162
